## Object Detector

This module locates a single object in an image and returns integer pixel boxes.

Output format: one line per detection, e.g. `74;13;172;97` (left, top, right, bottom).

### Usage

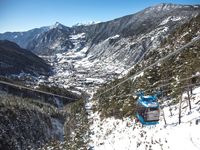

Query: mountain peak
146;3;183;12
50;22;66;29
54;22;62;26
73;21;101;27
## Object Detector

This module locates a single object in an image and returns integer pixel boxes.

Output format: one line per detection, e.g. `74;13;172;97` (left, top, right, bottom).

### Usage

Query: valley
1;4;200;94
0;3;200;150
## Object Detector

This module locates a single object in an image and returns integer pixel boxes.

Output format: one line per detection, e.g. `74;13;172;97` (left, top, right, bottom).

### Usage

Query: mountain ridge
0;3;199;92
0;3;200;150
1;3;199;55
0;40;51;76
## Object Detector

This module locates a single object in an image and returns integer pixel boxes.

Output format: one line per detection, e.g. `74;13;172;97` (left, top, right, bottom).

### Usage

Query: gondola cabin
136;94;160;125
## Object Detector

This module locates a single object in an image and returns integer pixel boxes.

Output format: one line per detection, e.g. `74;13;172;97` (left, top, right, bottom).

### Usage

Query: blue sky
0;0;199;33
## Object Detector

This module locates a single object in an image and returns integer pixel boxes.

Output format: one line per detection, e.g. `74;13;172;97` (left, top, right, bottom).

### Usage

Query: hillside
0;92;63;150
0;3;200;150
0;40;51;76
0;4;199;95
94;14;200;119
89;87;200;150
88;13;200;150
0;89;88;150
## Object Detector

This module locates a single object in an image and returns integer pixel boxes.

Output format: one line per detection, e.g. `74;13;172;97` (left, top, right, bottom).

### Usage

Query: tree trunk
161;89;167;125
187;87;192;111
178;96;182;124
169;107;173;116
162;109;167;125
190;87;193;95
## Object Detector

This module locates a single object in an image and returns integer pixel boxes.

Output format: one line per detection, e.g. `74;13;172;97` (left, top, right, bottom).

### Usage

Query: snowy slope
43;43;125;93
87;87;200;150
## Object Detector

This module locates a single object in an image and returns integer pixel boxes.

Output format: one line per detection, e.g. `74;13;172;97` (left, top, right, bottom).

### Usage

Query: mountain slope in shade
0;40;51;76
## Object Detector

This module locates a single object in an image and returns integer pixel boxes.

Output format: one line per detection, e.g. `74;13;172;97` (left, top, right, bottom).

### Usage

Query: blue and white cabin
136;94;160;125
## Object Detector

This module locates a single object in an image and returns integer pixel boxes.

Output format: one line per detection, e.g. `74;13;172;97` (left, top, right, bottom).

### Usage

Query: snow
194;5;200;8
118;65;135;79
171;16;182;21
47;45;125;93
160;16;182;25
110;34;120;39
65;47;88;59
71;90;82;95
160;17;171;25
70;33;85;40
195;72;200;76
51;118;64;141
73;21;101;26
132;72;144;81
44;11;180;93
87;87;200;150
86;78;105;84
105;35;120;41
50;40;62;49
49;22;65;30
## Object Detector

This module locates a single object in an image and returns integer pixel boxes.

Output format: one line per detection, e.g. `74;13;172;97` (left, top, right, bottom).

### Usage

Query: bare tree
186;85;192;111
161;88;167;125
178;95;182;124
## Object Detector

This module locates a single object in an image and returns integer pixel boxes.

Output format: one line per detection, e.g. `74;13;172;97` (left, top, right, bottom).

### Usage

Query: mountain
1;3;199;92
84;3;200;64
0;3;200;150
72;21;101;26
0;88;86;150
94;14;200;119
0;4;199;61
0;26;49;48
0;40;51;76
27;23;75;55
88;13;200;150
0;3;199;92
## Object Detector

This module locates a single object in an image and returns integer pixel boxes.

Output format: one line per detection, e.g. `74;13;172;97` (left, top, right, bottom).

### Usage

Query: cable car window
137;104;146;116
149;107;159;111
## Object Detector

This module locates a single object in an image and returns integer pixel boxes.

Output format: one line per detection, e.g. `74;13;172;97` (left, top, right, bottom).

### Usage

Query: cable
98;73;200;100
96;36;200;98
144;73;200;93
0;80;79;101
100;83;200;101
161;82;200;94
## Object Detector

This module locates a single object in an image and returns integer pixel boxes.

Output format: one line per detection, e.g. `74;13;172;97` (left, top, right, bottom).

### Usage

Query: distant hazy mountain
0;40;51;76
27;22;75;55
0;26;49;49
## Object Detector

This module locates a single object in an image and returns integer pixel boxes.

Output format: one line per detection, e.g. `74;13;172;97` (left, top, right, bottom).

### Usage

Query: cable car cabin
136;95;160;125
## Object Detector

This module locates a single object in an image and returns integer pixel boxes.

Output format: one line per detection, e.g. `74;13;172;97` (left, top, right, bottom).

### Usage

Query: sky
0;0;199;33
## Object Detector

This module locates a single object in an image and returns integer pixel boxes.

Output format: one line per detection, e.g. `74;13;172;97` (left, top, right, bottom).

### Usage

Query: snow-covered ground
39;21;175;95
87;87;200;150
41;43;126;94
